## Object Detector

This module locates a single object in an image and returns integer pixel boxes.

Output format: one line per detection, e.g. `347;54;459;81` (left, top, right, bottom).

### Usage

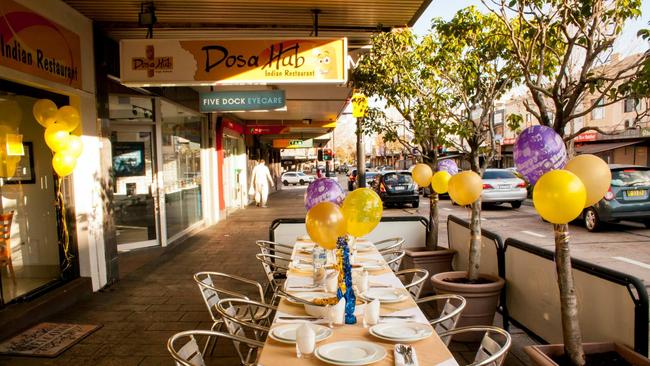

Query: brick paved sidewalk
0;187;535;365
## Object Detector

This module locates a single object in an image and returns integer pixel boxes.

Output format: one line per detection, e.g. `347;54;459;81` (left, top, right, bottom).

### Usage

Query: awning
575;140;643;154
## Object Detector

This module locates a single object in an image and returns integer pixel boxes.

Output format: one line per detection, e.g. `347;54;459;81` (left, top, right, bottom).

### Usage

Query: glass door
110;124;159;251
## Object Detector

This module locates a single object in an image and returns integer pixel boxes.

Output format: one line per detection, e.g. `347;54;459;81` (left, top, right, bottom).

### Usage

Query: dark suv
374;171;419;208
582;164;650;231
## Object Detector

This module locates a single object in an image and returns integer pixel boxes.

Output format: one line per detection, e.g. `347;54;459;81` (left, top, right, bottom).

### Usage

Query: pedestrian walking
250;159;274;207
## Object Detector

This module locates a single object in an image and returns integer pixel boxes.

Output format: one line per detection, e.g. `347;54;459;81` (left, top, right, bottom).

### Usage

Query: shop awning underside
575;140;643;154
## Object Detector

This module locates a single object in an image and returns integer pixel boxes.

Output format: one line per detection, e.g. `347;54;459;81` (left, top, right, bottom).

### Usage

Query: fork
405;345;415;365
396;344;412;365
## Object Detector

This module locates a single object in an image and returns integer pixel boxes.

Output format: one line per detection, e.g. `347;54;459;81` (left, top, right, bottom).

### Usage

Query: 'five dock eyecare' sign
119;38;347;86
200;90;285;112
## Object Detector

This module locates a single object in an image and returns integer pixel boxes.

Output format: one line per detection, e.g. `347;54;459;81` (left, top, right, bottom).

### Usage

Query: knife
278;316;322;320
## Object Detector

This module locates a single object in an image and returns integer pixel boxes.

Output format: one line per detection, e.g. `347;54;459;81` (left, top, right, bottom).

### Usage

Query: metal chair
167;330;263;366
255;253;291;300
383;249;405;272
256;240;294;258
437;326;512;366
374;237;405;254
193;272;266;354
417;294;466;345
395;268;429;300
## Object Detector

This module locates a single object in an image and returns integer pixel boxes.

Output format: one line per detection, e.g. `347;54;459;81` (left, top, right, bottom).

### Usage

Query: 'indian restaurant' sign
0;0;82;89
200;90;285;112
120;38;347;86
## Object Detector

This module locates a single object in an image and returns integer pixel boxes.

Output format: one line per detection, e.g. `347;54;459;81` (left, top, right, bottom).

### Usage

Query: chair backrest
438;326;512;366
416;294;466;345
375;237;405;253
256;240;293;258
216;298;275;342
167;330;264;366
383;250;405;272
395;268;429;300
193;272;265;322
0;211;13;261
256;253;290;286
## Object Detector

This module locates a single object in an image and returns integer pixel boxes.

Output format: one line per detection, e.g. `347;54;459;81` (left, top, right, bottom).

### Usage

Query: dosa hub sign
120;38;347;86
0;0;82;89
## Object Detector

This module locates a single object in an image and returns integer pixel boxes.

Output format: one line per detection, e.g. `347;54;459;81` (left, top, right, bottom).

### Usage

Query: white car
281;172;315;186
481;169;528;208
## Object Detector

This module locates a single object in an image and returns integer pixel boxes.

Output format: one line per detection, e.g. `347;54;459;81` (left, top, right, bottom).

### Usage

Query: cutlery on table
405;345;416;365
278;316;322;321
379;315;414;319
396;344;412;365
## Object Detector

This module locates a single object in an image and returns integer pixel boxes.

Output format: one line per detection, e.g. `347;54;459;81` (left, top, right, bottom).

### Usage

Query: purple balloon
514;125;567;185
305;178;345;210
437;159;459;175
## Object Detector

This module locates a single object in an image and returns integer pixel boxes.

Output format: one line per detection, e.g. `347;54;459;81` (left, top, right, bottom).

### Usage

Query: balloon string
57;177;73;271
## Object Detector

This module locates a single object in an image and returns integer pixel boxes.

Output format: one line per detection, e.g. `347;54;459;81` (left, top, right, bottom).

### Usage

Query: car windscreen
611;169;650;187
383;173;413;185
483;170;516;179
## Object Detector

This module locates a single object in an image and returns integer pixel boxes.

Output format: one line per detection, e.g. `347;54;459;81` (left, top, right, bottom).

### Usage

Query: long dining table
257;238;460;366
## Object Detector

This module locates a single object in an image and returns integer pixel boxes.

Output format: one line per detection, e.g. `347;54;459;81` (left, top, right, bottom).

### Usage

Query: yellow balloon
64;135;84;158
52;152;77;177
565;154;611;207
341;188;383;237
54;106;81;132
533;170;586;224
431;171;452;194
306;202;347;250
412;163;433;187
44;124;71;152
5;155;20;178
0;100;22;129
448;171;483;205
33;99;58;128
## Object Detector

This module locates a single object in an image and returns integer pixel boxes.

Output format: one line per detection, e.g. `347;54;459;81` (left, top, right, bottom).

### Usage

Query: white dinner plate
269;323;333;344
369;322;433;343
355;242;374;252
315;341;387;365
289;262;313;272
358;259;384;271
359;288;408;304
284;291;334;304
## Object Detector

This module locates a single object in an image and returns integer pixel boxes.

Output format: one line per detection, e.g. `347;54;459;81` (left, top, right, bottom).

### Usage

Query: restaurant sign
273;138;314;149
0;0;82;89
120;38;347;86
200;90;285;112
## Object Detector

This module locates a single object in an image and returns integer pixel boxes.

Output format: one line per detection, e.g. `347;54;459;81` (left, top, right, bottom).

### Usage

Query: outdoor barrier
504;238;649;356
269;216;429;249
446;215;503;279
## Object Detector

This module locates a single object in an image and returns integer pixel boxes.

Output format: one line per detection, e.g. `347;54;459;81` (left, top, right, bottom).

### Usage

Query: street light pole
356;116;366;188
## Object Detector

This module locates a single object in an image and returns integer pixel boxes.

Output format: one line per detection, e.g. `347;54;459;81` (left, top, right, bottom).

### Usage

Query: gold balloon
565;154;611;207
52;151;77;177
306;202;347;250
0;100;22;129
412;163;433;187
44;124;71;152
33;99;58;128
5;155;20;178
431;171;452;194
448;171;483;206
64;135;84;158
54;106;81;132
533;170;586;224
341;188;383;237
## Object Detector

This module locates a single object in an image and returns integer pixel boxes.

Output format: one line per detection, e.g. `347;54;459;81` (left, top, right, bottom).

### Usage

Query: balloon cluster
305;188;383;250
33;100;83;177
411;160;480;206
514;126;611;224
304;178;345;210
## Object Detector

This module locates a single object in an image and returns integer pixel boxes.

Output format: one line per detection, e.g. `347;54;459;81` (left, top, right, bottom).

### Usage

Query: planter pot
525;343;650;366
430;271;505;342
402;248;455;296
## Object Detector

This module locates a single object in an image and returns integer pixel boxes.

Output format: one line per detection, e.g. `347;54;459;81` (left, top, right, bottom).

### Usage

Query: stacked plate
268;323;333;344
359;288;408;304
315;341;387;365
369;322;433;343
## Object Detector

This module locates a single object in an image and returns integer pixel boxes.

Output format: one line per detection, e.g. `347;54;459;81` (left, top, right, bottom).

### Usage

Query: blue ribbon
337;237;356;324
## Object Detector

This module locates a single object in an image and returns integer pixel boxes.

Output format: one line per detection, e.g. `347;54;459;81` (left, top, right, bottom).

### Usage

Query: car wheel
412;201;419;208
299;179;305;185
283;180;289;186
511;200;522;209
584;208;602;232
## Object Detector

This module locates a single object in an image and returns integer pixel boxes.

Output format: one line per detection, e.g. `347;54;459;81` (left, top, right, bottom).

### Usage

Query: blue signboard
199;90;286;112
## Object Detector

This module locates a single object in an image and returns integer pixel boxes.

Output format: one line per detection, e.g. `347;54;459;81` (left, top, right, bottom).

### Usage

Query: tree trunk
554;223;585;366
426;191;439;249
467;199;482;281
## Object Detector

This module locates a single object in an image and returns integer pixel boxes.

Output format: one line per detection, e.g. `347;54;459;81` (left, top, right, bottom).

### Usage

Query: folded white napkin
332;297;346;325
364;299;380;326
394;345;419;366
296;323;315;355
325;270;338;293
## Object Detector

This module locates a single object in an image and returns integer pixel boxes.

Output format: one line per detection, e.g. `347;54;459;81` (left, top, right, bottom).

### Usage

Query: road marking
521;230;546;238
613;256;650;270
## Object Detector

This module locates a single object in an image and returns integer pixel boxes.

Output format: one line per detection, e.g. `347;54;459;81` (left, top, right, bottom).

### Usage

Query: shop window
0;79;76;306
591;98;605;120
624;98;642;113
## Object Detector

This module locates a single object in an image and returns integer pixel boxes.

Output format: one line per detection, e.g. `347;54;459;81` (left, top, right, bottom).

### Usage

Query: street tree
352;27;453;248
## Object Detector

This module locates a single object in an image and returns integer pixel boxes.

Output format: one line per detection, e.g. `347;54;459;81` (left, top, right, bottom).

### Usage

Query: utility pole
356;116;366;188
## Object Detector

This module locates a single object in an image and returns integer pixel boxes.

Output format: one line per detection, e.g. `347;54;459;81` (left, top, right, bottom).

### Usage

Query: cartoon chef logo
313;46;337;79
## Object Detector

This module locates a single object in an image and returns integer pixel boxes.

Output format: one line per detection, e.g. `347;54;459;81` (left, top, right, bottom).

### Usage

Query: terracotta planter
525;343;650;365
430;271;505;342
402;248;455;296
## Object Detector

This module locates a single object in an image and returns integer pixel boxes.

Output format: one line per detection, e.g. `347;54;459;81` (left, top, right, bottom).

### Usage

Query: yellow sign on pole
351;93;368;118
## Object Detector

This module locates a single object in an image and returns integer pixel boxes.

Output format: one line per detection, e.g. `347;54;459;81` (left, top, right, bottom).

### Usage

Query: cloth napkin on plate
296;323;316;356
333;297;346;325
394;345;419;366
364;299;380;326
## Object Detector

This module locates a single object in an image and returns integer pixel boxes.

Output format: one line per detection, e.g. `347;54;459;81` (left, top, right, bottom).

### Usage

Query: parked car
481;169;528;208
374;171;419;208
346;169;378;190
281;171;314;186
582;164;650;232
347;169;358;191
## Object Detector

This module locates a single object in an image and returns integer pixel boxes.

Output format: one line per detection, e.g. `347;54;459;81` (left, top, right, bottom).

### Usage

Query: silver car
481;169;528;208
